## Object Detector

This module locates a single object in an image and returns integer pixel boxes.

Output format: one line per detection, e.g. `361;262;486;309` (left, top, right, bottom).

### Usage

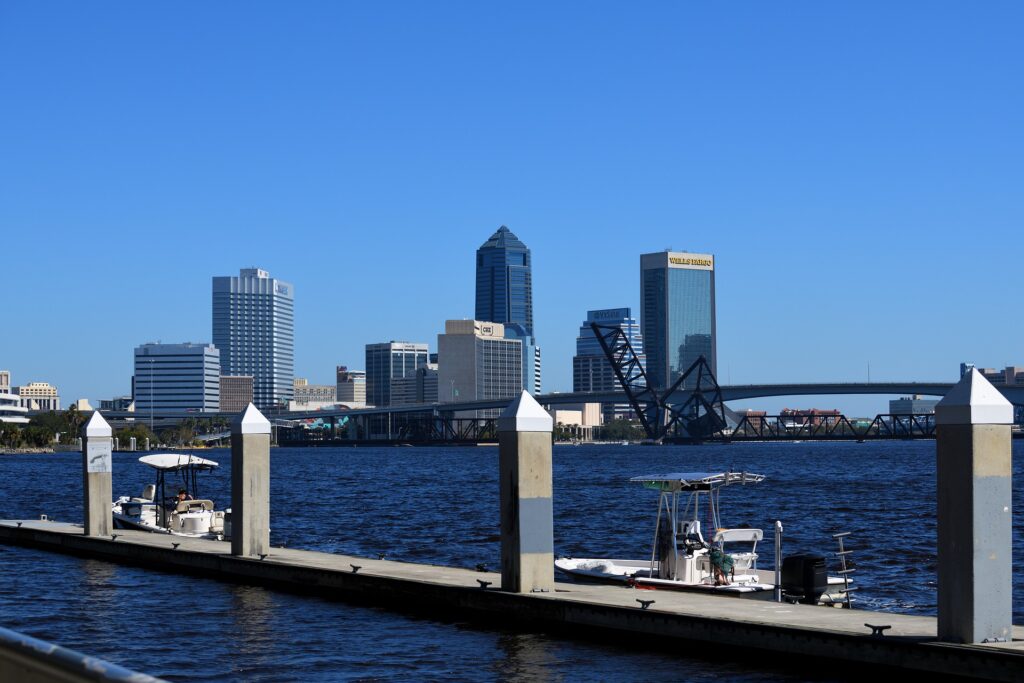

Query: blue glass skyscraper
573;308;644;420
476;226;541;394
640;252;716;391
476;226;533;334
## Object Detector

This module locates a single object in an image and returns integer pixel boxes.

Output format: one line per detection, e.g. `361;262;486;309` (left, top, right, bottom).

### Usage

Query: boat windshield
630;471;765;493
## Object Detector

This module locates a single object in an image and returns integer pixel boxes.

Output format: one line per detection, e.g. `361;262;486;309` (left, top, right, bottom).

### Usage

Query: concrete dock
2;519;1021;681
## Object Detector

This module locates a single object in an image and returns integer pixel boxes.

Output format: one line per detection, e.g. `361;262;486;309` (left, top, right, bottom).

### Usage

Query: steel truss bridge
722;413;937;442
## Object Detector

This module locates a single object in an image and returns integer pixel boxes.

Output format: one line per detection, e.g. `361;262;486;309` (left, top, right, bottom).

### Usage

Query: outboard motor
781;553;827;604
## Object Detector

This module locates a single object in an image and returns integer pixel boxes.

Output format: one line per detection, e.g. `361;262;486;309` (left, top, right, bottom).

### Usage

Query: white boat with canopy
555;471;849;603
112;453;229;540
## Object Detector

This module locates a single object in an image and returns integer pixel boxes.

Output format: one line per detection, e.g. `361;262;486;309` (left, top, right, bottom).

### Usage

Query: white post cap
935;368;1013;426
232;403;272;435
498;391;553;433
82;411;112;438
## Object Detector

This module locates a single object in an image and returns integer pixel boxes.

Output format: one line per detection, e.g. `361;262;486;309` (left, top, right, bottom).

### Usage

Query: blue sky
2;2;1022;416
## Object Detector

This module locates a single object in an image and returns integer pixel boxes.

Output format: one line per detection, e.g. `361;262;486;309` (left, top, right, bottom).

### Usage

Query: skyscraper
364;342;429;407
640;252;716;390
212;268;295;409
475;226;541;393
573;307;644;420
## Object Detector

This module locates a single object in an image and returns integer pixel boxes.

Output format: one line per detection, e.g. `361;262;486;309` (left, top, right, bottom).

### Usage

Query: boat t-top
112;453;229;540
556;471;849;603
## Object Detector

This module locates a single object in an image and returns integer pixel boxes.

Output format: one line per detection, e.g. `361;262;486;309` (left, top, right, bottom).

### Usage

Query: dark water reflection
0;440;1020;681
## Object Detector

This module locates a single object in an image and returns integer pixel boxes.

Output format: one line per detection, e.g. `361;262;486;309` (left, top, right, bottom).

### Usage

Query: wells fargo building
640;251;716;390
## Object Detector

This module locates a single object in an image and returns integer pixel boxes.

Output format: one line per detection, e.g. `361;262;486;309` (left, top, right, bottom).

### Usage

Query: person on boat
176;488;193;504
709;547;734;586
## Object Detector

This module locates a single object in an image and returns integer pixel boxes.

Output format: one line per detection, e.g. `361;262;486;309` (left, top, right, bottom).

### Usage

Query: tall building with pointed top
476;226;533;334
212;268;295;409
475;226;541;394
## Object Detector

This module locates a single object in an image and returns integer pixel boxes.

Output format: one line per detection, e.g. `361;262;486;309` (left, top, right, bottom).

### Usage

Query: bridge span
98;380;988;427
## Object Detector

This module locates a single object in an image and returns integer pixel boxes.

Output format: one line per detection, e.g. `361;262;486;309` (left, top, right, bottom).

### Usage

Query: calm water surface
0;441;1020;681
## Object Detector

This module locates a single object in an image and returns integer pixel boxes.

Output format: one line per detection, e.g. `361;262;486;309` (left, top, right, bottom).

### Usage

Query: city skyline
3;4;1023;417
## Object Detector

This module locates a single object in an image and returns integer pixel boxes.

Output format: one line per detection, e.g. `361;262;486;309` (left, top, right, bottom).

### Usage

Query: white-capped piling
81;412;113;536
498;391;555;593
935;369;1013;643
231;403;271;557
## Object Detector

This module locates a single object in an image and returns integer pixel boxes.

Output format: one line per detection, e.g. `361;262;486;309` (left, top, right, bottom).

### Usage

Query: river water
0;441;1020;681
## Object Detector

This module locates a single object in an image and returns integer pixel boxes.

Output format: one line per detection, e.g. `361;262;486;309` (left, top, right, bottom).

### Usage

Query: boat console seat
131;485;157;503
677;520;706;550
176;499;215;513
714;528;763;571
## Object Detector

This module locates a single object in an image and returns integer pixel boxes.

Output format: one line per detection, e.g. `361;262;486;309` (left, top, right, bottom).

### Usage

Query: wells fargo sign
669;255;713;268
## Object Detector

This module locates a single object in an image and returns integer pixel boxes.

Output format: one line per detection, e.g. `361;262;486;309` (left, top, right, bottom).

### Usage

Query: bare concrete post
498;391;554;593
935;369;1013;643
231;403;271;557
80;412;113;536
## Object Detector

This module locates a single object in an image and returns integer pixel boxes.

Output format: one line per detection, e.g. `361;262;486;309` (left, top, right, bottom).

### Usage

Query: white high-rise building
212;268;295;409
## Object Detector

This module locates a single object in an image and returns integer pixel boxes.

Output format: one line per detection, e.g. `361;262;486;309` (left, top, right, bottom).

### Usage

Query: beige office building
293;378;337;403
16;381;60;411
438;320;522;418
336;366;366;406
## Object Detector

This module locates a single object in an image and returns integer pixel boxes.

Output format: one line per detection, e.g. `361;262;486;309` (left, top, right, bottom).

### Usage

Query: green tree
0;423;24;449
597;418;645;441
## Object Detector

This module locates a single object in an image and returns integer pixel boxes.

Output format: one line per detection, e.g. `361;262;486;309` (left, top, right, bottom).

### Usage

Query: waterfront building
780;407;841;427
476;226;541;395
293;378;337;403
212;268;295;409
336;366;366;406
963;363;1024;386
219;375;254;413
889;395;939;415
391;364;439;406
134;342;220;414
71;399;93;411
14;381;61;411
365;342;429;407
640;251;716;390
548;402;602;441
438;320;522;417
572;308;644;421
0;393;28;423
99;396;135;412
0;370;9;394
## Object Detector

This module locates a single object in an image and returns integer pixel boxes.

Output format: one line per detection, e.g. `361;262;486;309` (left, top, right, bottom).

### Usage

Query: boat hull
555;557;849;603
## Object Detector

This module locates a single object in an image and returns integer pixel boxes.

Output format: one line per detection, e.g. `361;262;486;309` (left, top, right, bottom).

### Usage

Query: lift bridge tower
589;323;727;442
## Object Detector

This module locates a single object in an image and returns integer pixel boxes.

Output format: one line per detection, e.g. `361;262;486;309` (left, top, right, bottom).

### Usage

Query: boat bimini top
138;454;219;471
630;471;765;493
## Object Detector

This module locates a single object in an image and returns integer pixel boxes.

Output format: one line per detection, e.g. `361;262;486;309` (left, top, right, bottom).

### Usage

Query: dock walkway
2;519;1021;681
